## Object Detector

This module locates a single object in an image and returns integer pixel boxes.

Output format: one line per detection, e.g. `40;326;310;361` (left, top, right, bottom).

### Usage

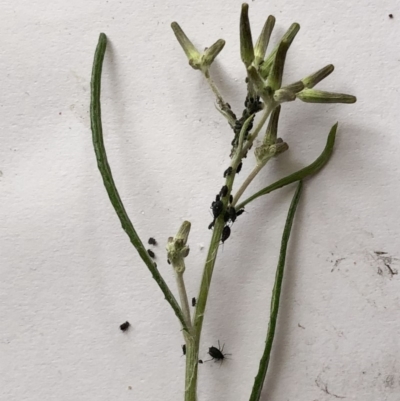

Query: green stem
249;180;303;401
90;33;188;331
236;122;337;210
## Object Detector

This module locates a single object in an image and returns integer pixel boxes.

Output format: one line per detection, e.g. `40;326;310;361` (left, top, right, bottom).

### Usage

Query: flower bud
273;88;296;103
267;40;289;90
297;89;356;104
281;80;304;93
171;22;202;70
202;39;226;75
240;3;254;67
254;15;275;66
260;22;300;79
302;64;334;88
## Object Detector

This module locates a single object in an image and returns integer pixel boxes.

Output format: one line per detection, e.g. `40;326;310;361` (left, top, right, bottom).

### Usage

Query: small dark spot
182;344;186;355
167;259;171;265
236;209;245;217
198;359;203;364
221;226;231;243
148;237;157;245
208;221;215;230
147;249;155;258
220;185;228;198
236;162;243;174
389;14;394;18
229;195;233;203
192;297;196;307
120;321;130;331
128;386;132;390
59;112;62;115
298;323;305;329
223;166;233;178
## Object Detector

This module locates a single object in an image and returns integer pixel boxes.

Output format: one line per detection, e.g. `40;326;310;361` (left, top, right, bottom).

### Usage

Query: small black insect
220;185;228;198
236;208;245;217
211;200;223;219
223;211;230;223
198;359;203;364
228;206;237;222
120;321;130;332
182;344;186;356
192;297;196;307
208;220;215;230
147;249;155;258
236;162;243;174
167;259;171;265
148;237;157;245
389;13;394;18
215;194;220;202
223;166;233;177
229;195;233;203
221;225;231;243
207;341;230;363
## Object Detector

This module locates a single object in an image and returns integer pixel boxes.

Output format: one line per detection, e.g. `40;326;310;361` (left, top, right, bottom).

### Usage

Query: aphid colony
208;176;245;244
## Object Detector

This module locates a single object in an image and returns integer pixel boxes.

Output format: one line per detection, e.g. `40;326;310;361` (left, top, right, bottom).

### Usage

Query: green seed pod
302;64;335;89
254;15;275;66
240;3;255;67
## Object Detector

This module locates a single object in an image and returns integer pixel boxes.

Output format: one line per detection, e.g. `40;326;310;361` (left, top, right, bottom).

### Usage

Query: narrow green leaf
249;181;303;401
90;33;188;331
236;122;337;210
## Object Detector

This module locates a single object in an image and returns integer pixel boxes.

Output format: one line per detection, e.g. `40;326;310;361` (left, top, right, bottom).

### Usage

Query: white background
1;0;399;400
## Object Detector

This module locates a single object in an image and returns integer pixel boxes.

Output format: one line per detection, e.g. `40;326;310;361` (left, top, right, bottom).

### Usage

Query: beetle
221;225;231;243
148;237;157;245
120;321;130;332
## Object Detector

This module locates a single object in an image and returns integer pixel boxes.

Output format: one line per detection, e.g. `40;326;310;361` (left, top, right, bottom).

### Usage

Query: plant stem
90;33;188;331
241;106;274;157
232;162;264;206
249;181;303;401
176;272;192;330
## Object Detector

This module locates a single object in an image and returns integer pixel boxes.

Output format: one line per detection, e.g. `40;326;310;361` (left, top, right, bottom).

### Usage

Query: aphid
147;249;155;258
220;185;228;198
229;195;233;203
167;259;171;265
192;297;196;307
208;220;215;230
207;341;230;363
228;206;237;222
223;211;230;223
236;162;243;174
223;166;233;177
236;209;245;217
120;321;130;332
211;200;223;219
182;344;186;356
148;237;157;245
198;360;203;364
389;13;394;18
221;225;231;243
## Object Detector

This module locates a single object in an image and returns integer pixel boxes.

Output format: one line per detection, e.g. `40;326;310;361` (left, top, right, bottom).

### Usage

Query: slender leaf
236;123;337;210
90;33;188;331
249;181;303;401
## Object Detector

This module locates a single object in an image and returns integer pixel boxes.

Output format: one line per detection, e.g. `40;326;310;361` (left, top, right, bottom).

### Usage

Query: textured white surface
1;0;400;400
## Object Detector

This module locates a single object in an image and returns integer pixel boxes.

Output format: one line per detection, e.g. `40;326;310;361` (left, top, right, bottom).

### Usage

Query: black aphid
120;321;130;332
236;209;245;217
215;194;220;202
192;297;196;307
389;13;394;18
223;166;233;177
208;221;215;230
228;206;237;222
198;359;203;364
167;259;171;265
147;249;155;258
236;162;243;174
148;237;157;245
220;185;228;198
221;225;231;243
211;200;223;219
182;344;186;356
229;195;233;203
223;211;230;223
207;341;230;363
